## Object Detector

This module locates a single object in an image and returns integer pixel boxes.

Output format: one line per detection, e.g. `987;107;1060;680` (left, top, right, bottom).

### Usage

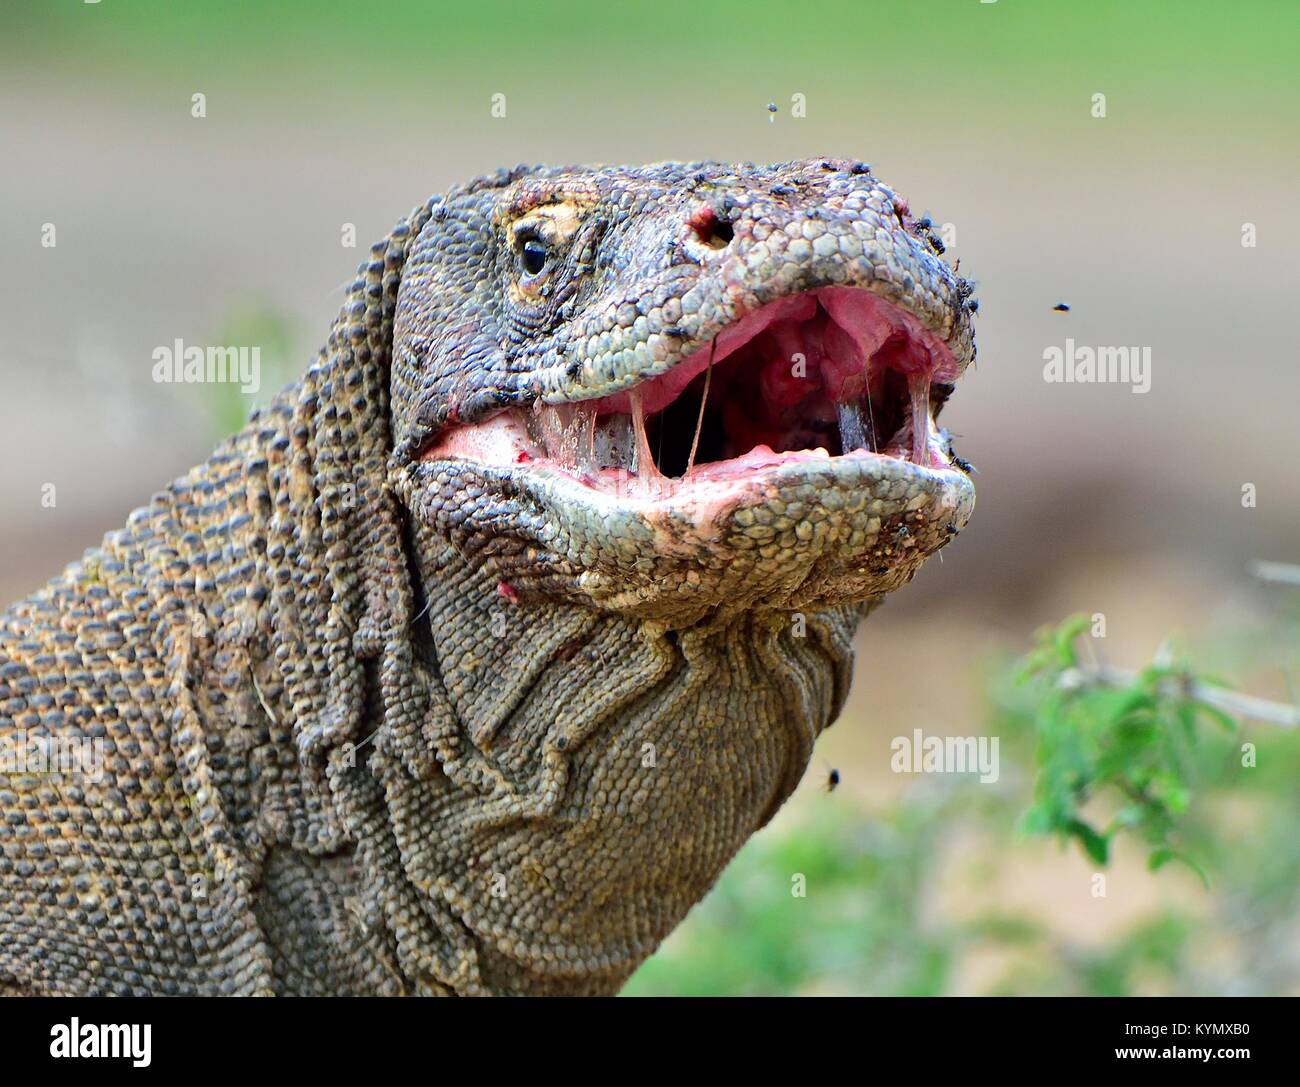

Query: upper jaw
521;176;974;414
393;160;976;462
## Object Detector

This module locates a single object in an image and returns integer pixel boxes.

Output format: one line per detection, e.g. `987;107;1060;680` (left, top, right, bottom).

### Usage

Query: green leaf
1068;819;1110;866
1148;848;1175;872
1149;849;1211;890
1053;614;1091;667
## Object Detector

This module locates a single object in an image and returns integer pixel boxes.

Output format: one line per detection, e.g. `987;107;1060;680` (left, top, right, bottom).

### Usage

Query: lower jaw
403;450;975;618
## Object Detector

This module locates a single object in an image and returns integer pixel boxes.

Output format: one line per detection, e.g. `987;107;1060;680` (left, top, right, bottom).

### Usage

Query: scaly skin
0;160;976;995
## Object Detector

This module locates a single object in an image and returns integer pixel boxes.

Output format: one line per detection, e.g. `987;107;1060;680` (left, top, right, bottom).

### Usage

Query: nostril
687;206;735;250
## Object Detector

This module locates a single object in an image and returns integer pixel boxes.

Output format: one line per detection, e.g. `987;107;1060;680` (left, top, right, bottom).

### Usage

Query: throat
391;530;864;991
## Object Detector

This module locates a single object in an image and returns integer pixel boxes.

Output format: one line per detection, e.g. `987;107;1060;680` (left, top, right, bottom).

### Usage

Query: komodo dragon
0;160;977;995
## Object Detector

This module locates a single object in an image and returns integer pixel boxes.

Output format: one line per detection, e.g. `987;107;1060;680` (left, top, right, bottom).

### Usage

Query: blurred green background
2;0;1298;994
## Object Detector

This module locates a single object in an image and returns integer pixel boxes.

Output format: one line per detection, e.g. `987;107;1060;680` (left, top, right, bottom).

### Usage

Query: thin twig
1058;664;1300;729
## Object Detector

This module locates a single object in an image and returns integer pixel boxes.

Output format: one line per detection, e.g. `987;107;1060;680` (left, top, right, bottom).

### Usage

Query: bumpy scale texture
0;161;976;995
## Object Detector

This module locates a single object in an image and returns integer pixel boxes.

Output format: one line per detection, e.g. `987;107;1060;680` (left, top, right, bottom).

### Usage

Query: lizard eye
519;236;549;278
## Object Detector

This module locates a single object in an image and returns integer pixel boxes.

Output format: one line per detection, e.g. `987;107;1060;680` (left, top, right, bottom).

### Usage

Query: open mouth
422;286;968;495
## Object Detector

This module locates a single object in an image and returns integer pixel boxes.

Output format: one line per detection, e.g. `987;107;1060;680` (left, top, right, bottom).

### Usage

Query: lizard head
391;160;977;623
291;162;980;992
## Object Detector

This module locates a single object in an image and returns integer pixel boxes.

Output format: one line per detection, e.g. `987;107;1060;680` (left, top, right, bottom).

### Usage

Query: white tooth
577;405;595;468
526;399;553;458
530;401;599;471
573;407;596;472
594;413;636;470
908;373;930;466
630;388;662;482
837;401;867;453
528;402;583;470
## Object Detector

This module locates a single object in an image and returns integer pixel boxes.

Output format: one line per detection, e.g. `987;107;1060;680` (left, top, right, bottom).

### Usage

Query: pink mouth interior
422;286;960;493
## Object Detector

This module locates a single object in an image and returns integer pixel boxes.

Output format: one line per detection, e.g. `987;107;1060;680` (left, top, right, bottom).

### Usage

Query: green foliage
11;0;1299;121
1011;614;1244;882
976;912;1193;998
624;785;988;997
